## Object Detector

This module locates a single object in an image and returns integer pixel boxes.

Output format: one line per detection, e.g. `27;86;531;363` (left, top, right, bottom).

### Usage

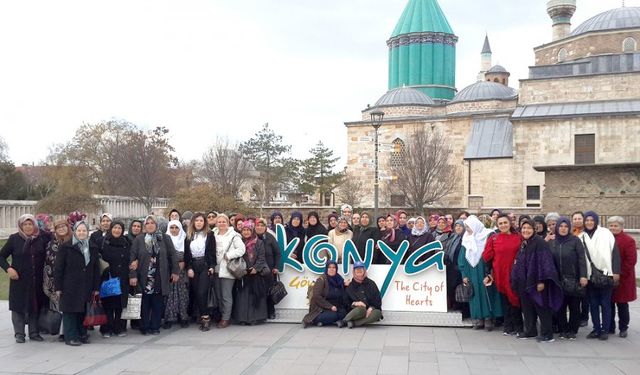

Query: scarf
165;219;186;252
286;211;304;237
243;235;258;262
462;215;493;267
411;216;429;236
583;211;599;238
105;221;128;247
72;222;91;266
269;211;283;231
17;214;40;240
533;215;547;237
445;219;464;263
554;217;572;245
325;261;344;289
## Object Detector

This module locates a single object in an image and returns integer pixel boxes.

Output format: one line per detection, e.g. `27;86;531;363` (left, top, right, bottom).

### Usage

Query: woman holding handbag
184;214;216;331
232;220;270;325
99;221;131;338
213;214;245;328
54;221;101;346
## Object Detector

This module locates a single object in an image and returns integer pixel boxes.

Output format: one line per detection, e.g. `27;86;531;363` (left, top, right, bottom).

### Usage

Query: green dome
391;0;454;37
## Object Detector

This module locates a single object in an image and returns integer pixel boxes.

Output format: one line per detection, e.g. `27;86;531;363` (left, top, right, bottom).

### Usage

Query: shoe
558;332;567;340
14;334;26;344
140;330;148;336
580;320;588;327
268;313;276;320
201;317;211;332
598;333;608;341
217;320;230;329
316;322;323;327
567;333;577;340
150;330;160;335
180;320;189;328
587;331;600;339
116;332;127;337
516;332;535;340
536;336;555;343
58;335;65;342
29;334;44;342
619;330;628;338
101;333;111;338
336;320;345;328
163;322;172;329
302;322;310;329
80;336;90;344
65;340;81;346
502;331;511;336
347;321;355;329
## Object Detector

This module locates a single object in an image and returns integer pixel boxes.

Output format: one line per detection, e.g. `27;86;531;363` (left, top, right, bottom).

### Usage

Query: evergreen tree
299;141;343;204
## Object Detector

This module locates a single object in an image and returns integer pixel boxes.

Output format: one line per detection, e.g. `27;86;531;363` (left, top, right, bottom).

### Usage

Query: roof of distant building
571;7;640;36
487;65;508;73
375;86;435;107
451;81;517;103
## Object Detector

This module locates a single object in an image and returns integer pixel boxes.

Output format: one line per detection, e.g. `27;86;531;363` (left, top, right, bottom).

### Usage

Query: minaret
546;0;577;41
387;0;458;100
477;34;492;82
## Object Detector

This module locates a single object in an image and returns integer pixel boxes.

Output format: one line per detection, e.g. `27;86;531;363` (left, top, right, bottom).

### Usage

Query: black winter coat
54;240;101;313
258;232;280;271
89;230;107;251
100;236;131;309
352;226;377;259
129;233;180;296
345;277;382;311
375;229;405;264
0;232;50;313
549;236;588;282
184;232;217;270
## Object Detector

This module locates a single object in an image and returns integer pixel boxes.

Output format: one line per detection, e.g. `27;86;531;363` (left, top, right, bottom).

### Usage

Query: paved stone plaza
0;297;637;375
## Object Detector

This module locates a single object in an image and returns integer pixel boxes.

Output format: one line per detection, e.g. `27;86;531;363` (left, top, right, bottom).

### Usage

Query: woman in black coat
184;213;216;331
0;214;50;343
352;212;377;260
256;218;281;320
375;215;405;264
99;221;131;338
54;221;101;346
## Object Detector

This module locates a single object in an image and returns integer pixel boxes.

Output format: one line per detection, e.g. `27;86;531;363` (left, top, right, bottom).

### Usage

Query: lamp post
370;110;384;219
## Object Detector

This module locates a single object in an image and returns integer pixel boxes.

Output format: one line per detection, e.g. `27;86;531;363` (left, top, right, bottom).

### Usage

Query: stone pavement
0;296;638;375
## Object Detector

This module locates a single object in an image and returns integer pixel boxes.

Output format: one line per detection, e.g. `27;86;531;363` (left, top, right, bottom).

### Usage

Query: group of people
0;205;636;346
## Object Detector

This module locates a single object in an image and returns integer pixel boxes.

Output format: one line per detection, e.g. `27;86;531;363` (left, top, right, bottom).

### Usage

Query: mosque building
344;0;640;217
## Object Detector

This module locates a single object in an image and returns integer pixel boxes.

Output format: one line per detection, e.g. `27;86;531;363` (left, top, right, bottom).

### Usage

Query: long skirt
164;269;189;322
232;276;268;324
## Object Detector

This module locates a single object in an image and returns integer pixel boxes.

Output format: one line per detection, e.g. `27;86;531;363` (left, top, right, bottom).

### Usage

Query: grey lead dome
571;7;640;36
451;81;517;103
375;86;435;106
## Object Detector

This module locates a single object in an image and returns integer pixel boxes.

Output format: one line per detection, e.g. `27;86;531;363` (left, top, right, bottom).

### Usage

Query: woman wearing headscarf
406;217;435;263
255;218;281;320
327;213;339;233
89;213;113;249
445;220;467;316
127;219;143;243
482;213;523;336
0;214;50;343
54;221;101;346
607;216;637;338
305;211;328;240
544;212;560;242
164;219;190;329
457;215;503;331
511;219;563;342
43;219;71;340
427;214;439;234
129;215;180;335
517;215;532;231
352;212;376;260
184;213;216;331
213;214;245;328
234;213;245;233
434;217;453;249
268;211;284;236
548;217;587;340
328;217;353;263
233;220;270;325
36;213;54;234
376;214;405;264
303;260;347;327
396;210;411;237
571;211;589;327
533;215;548;237
579;211;620;340
99;221;131;338
342;262;382;328
285;211;306;262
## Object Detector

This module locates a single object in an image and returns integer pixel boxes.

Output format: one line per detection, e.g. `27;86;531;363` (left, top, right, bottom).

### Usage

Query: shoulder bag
225;234;247;279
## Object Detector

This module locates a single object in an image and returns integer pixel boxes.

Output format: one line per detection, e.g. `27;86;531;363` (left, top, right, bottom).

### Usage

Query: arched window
493;78;499;83
390;138;405;168
557;48;568;63
502;78;506;84
623;37;637;52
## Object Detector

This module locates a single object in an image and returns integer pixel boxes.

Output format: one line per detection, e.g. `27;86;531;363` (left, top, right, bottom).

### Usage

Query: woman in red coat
482;213;523;335
608;216;637;338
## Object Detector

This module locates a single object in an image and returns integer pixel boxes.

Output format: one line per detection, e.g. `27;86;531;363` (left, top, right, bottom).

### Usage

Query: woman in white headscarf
164;219;190;329
457;215;504;330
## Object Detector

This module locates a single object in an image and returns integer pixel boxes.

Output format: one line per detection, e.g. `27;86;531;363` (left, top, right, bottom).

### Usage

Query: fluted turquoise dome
387;0;458;100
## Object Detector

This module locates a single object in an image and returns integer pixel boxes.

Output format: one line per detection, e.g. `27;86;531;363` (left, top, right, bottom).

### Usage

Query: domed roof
487;65;508;73
451;81;517;103
391;0;454;37
375;86;435;106
571;7;640;36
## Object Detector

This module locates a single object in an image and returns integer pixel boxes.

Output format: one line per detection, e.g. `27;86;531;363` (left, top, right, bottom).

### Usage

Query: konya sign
273;224;448;312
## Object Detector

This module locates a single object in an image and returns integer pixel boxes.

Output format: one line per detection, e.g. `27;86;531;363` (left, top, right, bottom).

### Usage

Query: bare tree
337;171;364;207
200;138;251;198
390;127;455;213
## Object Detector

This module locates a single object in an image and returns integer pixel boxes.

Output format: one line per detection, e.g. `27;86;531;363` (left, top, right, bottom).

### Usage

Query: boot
217;319;230;329
484;319;494;332
200;316;211;332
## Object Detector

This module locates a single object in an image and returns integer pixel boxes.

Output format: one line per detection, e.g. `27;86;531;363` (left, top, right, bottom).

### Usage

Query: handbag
100;274;122;298
121;290;142;320
207;275;218;309
38;307;62;335
583;238;614;289
83;295;108;327
455;282;473;303
224;234;247;279
558;243;586;297
268;274;288;305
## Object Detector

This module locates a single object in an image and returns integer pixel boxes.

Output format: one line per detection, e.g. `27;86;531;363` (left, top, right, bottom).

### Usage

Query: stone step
271;308;472;327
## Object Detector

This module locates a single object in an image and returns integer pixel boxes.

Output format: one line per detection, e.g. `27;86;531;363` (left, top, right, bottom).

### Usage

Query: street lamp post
370;110;385;220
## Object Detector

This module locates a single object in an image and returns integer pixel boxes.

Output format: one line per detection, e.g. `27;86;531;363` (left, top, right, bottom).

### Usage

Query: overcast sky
0;0;634;168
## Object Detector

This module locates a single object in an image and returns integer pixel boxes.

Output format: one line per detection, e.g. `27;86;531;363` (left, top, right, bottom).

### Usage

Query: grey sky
0;0;634;168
